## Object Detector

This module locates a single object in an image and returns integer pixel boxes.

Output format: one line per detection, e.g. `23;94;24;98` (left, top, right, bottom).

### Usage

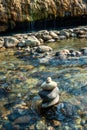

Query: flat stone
41;77;57;90
39;87;59;101
14;115;31;124
36;45;52;53
41;95;59;108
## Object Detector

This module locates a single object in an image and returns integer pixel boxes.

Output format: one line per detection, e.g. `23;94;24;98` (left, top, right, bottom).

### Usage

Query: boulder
36;45;52;53
4;37;19;48
25;36;40;47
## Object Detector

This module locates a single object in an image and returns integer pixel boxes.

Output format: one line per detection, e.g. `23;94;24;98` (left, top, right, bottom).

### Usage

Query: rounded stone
39;87;59;102
4;37;19;48
42;94;59;108
41;77;57;90
36;45;52;53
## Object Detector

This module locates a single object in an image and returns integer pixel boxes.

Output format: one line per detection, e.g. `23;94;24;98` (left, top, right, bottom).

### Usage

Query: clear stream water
0;38;87;129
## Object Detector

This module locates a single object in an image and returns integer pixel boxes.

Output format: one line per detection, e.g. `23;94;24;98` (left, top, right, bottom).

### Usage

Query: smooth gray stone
41;77;57;90
39;87;59;101
41;95;59;108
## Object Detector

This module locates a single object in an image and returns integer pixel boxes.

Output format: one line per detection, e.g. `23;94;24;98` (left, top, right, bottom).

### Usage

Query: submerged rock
13;115;30;124
42;102;79;121
36;45;52;53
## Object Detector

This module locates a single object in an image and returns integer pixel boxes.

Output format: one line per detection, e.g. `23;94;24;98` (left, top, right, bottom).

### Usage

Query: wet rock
70;33;77;37
56;102;79;119
78;34;87;38
72;125;83;130
74;118;81;125
60;30;70;38
24;46;31;52
36;45;52;53
29;124;35;130
35;120;47;130
4;102;17;109
17;40;26;47
55;49;70;59
12;125;20;130
35;30;49;39
80;47;87;55
49;31;59;39
62;126;72;130
46;39;55;43
43;102;79;121
84;124;87;129
42;95;59;108
52;120;61;127
2;122;13;130
39;77;59;108
4;37;19;48
38;38;44;44
70;51;76;57
68;49;82;57
25;36;40;47
0;87;10;97
41;77;57;90
47;126;55;130
39;87;59;102
0;38;4;48
59;35;66;40
75;51;82;56
77;30;86;35
42;35;52;41
81;119;86;125
13;115;30;124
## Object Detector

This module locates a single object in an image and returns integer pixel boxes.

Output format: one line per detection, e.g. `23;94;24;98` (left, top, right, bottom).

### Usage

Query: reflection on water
47;38;87;50
0;38;87;129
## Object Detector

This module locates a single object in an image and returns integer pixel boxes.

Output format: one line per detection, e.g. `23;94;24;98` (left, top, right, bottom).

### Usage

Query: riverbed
0;38;87;130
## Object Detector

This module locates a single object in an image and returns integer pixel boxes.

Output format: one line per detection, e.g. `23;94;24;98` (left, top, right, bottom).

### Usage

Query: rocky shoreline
0;26;87;68
0;26;87;49
0;26;87;130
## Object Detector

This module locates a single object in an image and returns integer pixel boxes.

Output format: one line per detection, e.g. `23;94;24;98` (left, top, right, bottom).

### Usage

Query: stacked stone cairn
39;77;59;108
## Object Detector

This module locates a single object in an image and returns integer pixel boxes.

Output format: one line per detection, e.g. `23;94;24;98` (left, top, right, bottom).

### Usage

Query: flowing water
0;38;87;129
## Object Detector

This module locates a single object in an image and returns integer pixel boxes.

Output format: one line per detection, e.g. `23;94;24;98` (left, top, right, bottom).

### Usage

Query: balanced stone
39;77;59;108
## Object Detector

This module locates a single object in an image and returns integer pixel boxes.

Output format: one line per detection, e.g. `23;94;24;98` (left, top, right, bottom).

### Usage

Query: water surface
0;38;87;129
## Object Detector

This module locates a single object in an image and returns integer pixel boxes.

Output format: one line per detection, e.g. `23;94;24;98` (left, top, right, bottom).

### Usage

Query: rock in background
0;0;87;32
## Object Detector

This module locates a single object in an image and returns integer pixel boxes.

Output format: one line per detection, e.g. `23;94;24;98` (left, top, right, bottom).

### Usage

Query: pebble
36;120;47;130
52;120;61;127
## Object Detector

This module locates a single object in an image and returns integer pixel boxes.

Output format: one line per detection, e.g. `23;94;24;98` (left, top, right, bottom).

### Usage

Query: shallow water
47;38;87;50
0;38;87;129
